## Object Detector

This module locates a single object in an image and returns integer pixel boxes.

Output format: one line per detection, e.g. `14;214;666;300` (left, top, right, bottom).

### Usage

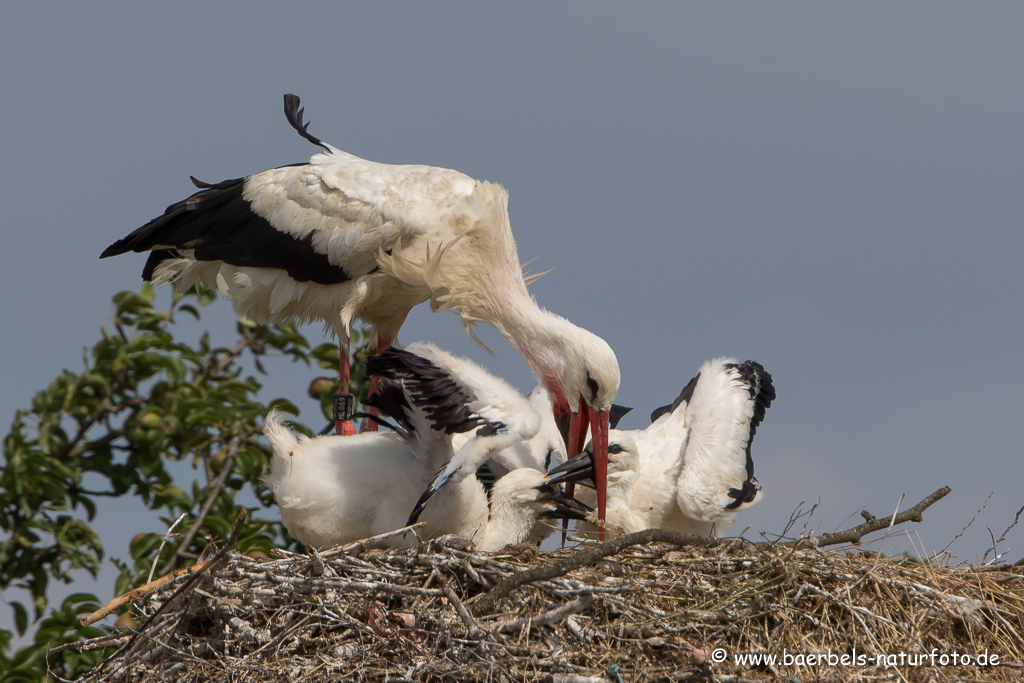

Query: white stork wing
674;358;776;526
404;342;540;440
365;343;547;526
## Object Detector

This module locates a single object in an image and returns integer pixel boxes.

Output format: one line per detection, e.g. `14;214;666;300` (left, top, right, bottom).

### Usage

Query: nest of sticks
63;487;1024;683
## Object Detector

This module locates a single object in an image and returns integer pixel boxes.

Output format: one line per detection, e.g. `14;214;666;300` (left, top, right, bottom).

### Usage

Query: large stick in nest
473;486;951;614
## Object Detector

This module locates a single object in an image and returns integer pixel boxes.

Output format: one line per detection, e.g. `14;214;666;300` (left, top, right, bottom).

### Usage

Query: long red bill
559;407;591;544
586;404;609;542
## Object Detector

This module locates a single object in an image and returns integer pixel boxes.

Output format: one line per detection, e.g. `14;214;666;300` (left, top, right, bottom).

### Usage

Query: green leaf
11;602;27;637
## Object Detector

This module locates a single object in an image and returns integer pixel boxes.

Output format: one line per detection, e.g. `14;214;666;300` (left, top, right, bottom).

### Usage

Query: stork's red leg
335;341;357;436
359;334;393;433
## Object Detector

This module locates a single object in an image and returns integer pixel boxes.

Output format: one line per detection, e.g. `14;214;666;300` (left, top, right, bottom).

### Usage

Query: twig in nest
90;509;249;673
441;575;485;640
498;594;595;634
319;521;427;558
48;634;132;655
474;529;717;615
80;559;216;627
159;435;243;575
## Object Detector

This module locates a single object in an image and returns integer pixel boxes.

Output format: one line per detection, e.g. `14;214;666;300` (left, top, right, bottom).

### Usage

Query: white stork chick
451;387;567;477
263;413;583;550
552;432;647;539
263;412;424;548
550;358;775;538
671;358;774;532
471;468;585;552
100;95;620;526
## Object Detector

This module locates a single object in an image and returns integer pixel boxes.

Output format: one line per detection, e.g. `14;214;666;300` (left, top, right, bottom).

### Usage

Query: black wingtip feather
725;361;776;436
650;372;701;423
406;465;461;526
283;94;330;153
725;477;762;509
366;348;488;435
99;239;129;259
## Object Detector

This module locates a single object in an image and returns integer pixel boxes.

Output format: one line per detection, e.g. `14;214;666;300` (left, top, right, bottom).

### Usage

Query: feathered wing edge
365;347;499;436
674;358;776;526
722;360;776;509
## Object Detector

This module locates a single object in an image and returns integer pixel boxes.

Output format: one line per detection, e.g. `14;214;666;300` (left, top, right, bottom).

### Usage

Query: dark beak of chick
536;482;592;521
546;450;596;489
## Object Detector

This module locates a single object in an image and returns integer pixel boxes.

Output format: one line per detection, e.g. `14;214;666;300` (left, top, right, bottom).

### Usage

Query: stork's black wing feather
283;94;331;153
366;347;499;435
609;404;632;429
650;372;701;423
100;174;351;285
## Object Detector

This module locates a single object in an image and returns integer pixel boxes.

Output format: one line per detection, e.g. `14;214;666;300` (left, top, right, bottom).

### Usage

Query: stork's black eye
585;370;599;401
609;444;623;455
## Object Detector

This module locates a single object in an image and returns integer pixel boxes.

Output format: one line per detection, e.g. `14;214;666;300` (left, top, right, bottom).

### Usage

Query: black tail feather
283;94;330;153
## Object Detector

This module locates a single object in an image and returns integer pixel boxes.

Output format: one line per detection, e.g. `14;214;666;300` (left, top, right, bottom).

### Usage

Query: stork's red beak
552;396;610;541
586;403;609;541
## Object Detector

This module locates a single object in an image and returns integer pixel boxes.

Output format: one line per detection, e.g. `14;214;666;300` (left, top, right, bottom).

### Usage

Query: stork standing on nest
101;94;619;533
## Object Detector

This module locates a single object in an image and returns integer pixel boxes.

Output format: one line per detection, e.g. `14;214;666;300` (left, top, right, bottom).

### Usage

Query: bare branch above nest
794;486;951;549
474;487;951;614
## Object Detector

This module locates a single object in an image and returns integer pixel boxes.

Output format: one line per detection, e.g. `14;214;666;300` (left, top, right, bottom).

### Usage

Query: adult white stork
548;358;776;539
263;345;587;549
100;94;619;532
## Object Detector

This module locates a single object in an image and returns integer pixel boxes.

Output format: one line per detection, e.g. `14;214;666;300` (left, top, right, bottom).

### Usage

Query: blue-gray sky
3;3;1023;639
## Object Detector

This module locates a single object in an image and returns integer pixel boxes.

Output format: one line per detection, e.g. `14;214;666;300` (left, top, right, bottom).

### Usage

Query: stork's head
538;325;620;540
548;430;639;493
489;468;590;525
552;329;620;414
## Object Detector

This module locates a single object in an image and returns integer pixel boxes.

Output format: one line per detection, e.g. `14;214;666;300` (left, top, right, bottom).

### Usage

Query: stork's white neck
488;290;575;407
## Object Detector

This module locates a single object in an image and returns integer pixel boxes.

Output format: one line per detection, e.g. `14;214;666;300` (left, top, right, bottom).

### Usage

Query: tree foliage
0;285;370;680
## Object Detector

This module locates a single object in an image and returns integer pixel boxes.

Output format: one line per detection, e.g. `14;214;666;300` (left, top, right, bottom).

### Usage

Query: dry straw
54;487;1024;682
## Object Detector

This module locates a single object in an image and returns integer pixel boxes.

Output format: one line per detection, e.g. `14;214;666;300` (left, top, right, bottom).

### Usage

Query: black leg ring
333;393;355;422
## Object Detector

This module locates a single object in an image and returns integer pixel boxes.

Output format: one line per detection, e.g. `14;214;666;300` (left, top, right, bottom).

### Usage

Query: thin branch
940;492;993;558
158;435;242;575
799;487;950;550
91;510;249;672
984;502;1024;564
48;635;131;655
497;594;595;634
80;559;216;627
473;487;952;615
148;511;190;584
